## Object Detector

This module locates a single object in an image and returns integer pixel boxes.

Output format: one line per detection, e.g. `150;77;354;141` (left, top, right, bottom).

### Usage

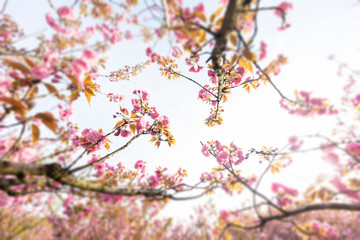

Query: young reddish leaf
23;56;36;68
243;49;257;62
27;85;39;99
31;124;40;144
229;34;237;46
113;119;125;129
0;97;27;110
4;59;31;75
70;89;80;101
35;112;58;133
129;123;136;135
43;83;61;99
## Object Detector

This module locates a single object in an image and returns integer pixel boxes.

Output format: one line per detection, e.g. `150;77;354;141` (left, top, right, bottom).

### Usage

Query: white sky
5;0;360;220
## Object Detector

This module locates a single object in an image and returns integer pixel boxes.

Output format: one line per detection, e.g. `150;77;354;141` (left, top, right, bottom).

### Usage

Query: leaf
212;6;224;19
131;113;139;118
69;76;78;85
27;85;39;99
84;73;95;87
215;17;224;26
23;57;36;68
70;89;80;101
84;88;95;105
196;11;206;22
229;34;237;46
198;30;207;43
43;83;61;99
4;59;31;74
129;123;136;135
239;58;253;73
0;97;27;110
113;119;125;129
35;112;58;134
243;49;257;62
31;124;40;144
105;142;110;151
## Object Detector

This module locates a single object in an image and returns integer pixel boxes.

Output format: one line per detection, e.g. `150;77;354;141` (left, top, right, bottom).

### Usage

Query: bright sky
5;0;360;220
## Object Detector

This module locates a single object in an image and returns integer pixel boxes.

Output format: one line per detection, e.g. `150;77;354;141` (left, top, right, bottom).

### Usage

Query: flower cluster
271;182;298;206
280;90;338;117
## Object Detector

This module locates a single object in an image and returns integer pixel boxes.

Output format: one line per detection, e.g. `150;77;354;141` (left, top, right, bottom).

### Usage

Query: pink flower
162;116;170;126
72;58;89;84
120;129;132;137
149;108;160;119
332;176;360;200
172;46;183;58
31;65;51;79
217;151;229;164
259;41;267;61
82;49;98;66
346;142;360;155
134;160;144;169
215;140;224;152
86;129;102;143
44;51;60;67
274;2;293;17
201;144;211;157
57;6;76;21
148;175;159;188
145;47;152;57
136;117;146;134
271;182;298;196
45;13;68;34
141;91;150;101
189;66;204;73
355;94;360;103
58;103;73;121
219;210;230;221
124;30;133;40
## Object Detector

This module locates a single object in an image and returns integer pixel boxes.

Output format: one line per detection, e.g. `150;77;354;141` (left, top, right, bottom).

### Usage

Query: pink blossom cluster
331;176;360;200
147;167;185;190
31;51;60;79
70;128;107;153
113;90;170;139
107;93;124;102
271;182;298;206
280;91;338;117
186;55;204;73
71;49;98;84
259;41;267;61
288;136;303;151
201;141;245;166
320;143;341;167
274;2;293;18
0;14;20;44
98;23;122;44
58;103;73;122
310;221;339;240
